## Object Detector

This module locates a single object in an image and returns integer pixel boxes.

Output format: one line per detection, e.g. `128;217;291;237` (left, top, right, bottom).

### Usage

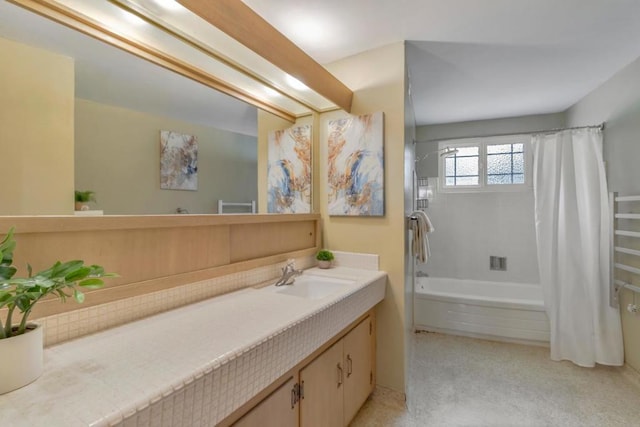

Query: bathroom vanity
233;309;374;427
0;267;386;426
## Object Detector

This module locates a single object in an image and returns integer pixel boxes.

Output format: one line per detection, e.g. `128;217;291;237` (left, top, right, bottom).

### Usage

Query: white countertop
0;267;386;426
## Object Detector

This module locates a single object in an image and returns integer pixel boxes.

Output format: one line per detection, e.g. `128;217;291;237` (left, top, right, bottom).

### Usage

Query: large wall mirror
0;1;302;215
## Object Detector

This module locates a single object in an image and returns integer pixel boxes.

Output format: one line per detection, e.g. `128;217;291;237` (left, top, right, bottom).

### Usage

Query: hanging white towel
409;210;434;264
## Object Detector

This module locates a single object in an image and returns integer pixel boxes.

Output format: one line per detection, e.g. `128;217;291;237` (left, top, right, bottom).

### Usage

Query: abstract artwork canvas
327;112;384;216
160;130;198;191
267;125;312;213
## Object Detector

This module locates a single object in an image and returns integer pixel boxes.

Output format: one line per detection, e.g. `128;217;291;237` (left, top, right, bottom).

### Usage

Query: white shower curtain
532;128;623;367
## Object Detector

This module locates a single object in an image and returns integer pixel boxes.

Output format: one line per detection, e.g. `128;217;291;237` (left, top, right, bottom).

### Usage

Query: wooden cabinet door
300;340;344;427
234;376;298;427
343;317;374;425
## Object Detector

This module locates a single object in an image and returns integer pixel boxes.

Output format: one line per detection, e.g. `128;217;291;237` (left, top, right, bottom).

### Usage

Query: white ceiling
243;0;640;125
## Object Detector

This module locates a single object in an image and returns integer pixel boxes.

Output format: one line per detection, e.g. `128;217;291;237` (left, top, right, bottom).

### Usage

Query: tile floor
351;332;640;426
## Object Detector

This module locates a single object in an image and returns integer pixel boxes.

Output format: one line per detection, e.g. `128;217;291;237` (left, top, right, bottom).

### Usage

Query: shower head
440;147;458;157
415;146;459;163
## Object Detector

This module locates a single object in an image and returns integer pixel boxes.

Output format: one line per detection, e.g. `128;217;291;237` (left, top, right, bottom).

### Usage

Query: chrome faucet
274;259;303;286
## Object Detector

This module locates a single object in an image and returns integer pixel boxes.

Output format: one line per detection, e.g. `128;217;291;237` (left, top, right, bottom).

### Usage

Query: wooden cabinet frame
222;309;376;427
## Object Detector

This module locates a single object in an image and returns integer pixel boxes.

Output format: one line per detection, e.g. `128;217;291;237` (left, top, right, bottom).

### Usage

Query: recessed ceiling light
121;9;146;26
264;86;281;98
285;74;309;91
286;14;330;47
150;0;183;12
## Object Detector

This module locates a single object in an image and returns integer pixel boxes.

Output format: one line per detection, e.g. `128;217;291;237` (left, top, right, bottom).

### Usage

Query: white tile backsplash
38;255;316;347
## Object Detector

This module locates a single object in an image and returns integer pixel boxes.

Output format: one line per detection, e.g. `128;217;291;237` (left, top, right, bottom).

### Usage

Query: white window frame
437;135;532;193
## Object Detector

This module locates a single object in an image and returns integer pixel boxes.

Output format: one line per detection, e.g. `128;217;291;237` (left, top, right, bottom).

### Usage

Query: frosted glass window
439;138;529;192
445;157;455;173
487;154;510;175
487;174;511;185
486;143;525;185
456;146;479;157
456;176;479;185
513;153;524;173
456;157;479;175
444;146;479;187
487;144;512;154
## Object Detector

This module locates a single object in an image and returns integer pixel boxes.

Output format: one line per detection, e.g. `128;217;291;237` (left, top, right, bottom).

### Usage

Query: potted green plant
0;227;116;394
316;249;335;269
74;190;96;211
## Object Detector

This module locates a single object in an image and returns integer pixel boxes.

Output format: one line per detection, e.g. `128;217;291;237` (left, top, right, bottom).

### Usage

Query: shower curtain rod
415;122;605;144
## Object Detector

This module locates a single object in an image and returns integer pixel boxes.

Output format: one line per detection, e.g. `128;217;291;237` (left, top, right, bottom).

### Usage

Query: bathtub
414;277;550;345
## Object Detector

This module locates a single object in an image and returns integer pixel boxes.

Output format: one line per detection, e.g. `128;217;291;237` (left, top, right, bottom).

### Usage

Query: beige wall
566;56;640;372
76;99;257;215
0;37;74;215
321;42;407;392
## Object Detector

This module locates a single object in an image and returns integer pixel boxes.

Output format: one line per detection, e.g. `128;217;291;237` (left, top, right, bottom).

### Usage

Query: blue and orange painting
160;130;198;191
327;112;384;216
267;125;312;213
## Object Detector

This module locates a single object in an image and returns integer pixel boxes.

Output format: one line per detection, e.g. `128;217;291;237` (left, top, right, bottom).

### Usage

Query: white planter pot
317;260;332;269
0;323;43;395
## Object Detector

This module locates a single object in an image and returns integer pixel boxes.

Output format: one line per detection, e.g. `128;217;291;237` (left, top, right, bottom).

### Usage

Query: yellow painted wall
0;37;74;215
321;42;407;392
257;43;408;392
75;99;257;215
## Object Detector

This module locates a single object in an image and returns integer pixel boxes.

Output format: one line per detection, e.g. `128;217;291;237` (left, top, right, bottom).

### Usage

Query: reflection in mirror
0;1;267;215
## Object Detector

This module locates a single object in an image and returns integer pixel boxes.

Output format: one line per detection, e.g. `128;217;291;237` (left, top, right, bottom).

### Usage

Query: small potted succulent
316;249;335;269
74;190;96;211
0;227;116;394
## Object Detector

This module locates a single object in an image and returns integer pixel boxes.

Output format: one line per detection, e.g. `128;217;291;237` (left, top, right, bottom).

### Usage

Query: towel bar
610;192;640;307
218;200;256;214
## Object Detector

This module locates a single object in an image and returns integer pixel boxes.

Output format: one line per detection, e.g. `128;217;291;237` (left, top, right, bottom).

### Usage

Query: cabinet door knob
346;354;353;377
337;363;343;387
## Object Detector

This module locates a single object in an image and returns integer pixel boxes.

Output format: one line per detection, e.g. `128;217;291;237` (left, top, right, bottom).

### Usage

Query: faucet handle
281;258;295;273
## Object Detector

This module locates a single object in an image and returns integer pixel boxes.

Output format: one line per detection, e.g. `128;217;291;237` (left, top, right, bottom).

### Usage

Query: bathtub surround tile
331;250;379;270
414;277;550;346
351;332;640;426
39;255;315;347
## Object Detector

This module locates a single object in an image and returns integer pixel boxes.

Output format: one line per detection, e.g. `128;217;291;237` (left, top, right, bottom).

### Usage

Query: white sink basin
271;275;356;300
